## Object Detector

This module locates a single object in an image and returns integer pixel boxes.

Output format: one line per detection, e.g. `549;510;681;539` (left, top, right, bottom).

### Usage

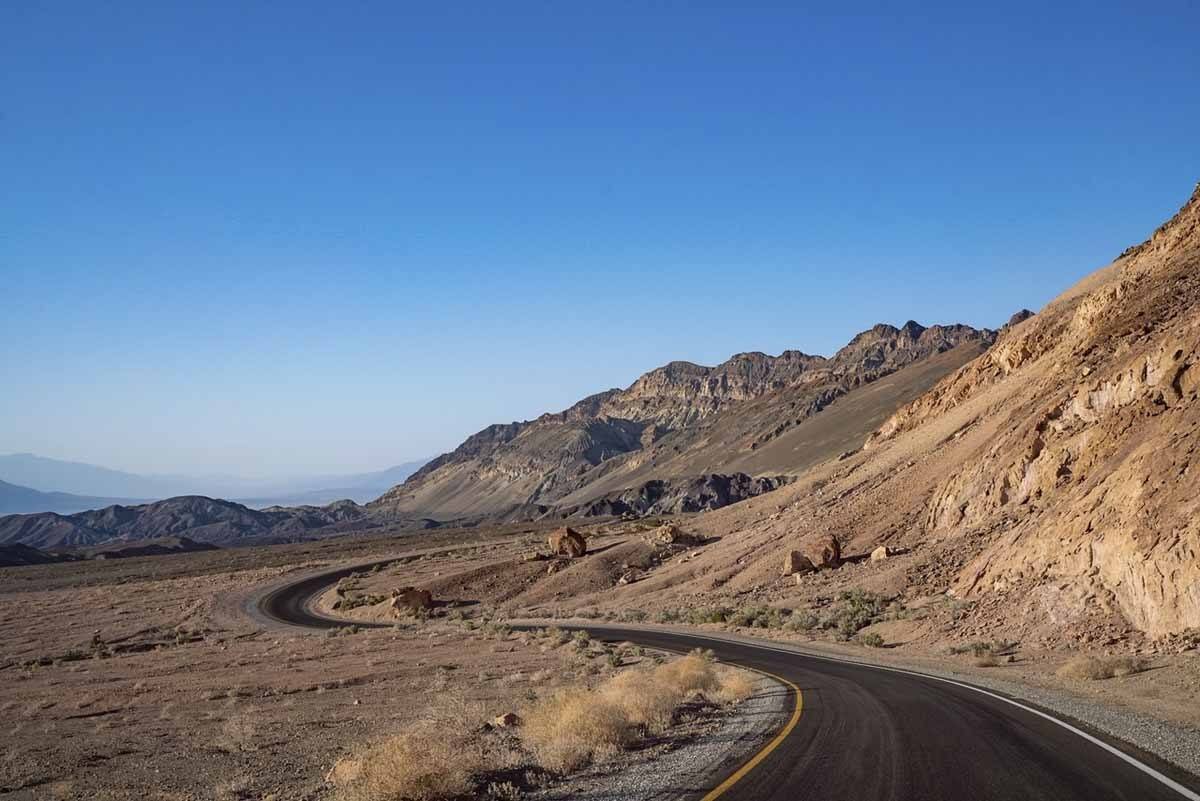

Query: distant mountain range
0;479;141;516
0;453;429;513
0;494;441;550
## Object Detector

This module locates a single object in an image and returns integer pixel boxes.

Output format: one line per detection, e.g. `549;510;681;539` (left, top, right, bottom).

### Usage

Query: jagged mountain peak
377;320;995;517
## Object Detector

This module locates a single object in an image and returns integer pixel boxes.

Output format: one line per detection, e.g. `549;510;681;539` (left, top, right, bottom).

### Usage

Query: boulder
647;523;701;546
492;712;522;728
390;587;434;613
870;546;890;562
782;550;816;576
804;535;841;569
548;527;587;558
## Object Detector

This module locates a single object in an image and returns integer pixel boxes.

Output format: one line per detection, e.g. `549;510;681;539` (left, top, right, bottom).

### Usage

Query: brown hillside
492;182;1200;643
374;322;995;519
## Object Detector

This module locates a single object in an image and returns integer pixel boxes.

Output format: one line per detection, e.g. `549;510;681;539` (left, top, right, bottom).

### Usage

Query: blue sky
2;2;1197;476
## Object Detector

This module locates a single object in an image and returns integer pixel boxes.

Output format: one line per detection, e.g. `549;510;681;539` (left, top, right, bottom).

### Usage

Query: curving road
251;560;1200;801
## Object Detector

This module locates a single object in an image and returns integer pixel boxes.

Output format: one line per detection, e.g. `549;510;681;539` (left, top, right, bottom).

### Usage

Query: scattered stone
782;550;816;576
804;535;842;569
548;527;587;558
390;587;433;614
871;546;891;562
646;523;701;546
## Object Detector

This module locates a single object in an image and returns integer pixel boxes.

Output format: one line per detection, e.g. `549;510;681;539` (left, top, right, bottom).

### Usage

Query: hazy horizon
5;3;1198;475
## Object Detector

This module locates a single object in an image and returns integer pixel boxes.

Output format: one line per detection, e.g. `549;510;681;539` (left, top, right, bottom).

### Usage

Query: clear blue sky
3;2;1197;477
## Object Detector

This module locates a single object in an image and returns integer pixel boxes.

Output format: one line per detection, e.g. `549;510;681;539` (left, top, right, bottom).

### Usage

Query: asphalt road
253;561;1200;801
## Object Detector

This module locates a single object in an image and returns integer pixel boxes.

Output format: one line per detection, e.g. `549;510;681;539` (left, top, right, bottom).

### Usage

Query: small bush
522;689;631;772
785;611;818;632
728;606;786;629
602;669;679;733
655;650;718;696
858;632;885;648
332;724;480;801
1056;655;1148;681
713;669;756;703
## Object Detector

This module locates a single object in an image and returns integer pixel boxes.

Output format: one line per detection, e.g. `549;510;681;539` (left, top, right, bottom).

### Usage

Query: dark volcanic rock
85;536;220;560
567;473;788;518
0;543;76;567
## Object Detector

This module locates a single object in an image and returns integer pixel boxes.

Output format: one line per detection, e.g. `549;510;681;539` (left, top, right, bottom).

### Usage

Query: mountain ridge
377;320;998;520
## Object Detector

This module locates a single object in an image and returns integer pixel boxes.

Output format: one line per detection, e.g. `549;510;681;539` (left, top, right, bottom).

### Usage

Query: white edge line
587;626;1200;801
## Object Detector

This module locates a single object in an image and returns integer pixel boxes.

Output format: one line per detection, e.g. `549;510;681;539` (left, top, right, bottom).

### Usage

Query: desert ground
0;526;768;801
4;509;1199;800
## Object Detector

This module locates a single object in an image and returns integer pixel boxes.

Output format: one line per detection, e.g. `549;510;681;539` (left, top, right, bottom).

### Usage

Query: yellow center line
700;668;804;800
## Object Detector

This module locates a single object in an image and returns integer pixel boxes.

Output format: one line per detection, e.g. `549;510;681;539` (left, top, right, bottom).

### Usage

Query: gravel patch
531;673;791;800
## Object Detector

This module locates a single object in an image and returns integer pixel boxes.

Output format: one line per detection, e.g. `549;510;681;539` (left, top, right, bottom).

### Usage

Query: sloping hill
564;181;1200;644
373;322;996;519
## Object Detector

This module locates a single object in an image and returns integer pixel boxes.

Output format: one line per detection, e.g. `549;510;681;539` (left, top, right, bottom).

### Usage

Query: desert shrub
619;609;648;623
332;723;481;801
972;654;1000;667
601;669;680;733
713;669;756;703
822;590;887;640
728;606;786;629
522;689;632;772
335;594;388;611
1056;655;1148;681
655;649;718;695
785;611;819;632
677;606;732;625
654;608;682;624
949;639;1018;657
544;627;569;646
570;630;590;650
858;632;885;648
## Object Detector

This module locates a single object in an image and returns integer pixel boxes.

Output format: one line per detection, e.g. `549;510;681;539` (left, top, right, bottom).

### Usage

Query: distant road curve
250;559;1200;801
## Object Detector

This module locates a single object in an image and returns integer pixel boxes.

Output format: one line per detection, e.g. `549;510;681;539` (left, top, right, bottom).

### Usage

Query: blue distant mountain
0;453;430;512
0;478;141;516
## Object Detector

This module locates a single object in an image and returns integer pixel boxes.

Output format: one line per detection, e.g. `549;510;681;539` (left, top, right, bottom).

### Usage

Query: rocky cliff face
864;183;1200;636
376;321;995;519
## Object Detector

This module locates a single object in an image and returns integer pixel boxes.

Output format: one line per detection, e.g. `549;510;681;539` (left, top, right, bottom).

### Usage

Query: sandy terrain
0;527;765;801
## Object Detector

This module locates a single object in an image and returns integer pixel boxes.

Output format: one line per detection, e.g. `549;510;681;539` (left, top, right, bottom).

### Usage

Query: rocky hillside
606;181;1200;643
872;182;1200;637
0;495;409;549
375;322;996;519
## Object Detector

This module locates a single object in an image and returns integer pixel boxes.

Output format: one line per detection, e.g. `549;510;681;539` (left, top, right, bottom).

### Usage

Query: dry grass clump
333;652;758;795
712;668;756;703
332;723;482;801
521;688;632;772
1056;654;1149;680
522;650;755;772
